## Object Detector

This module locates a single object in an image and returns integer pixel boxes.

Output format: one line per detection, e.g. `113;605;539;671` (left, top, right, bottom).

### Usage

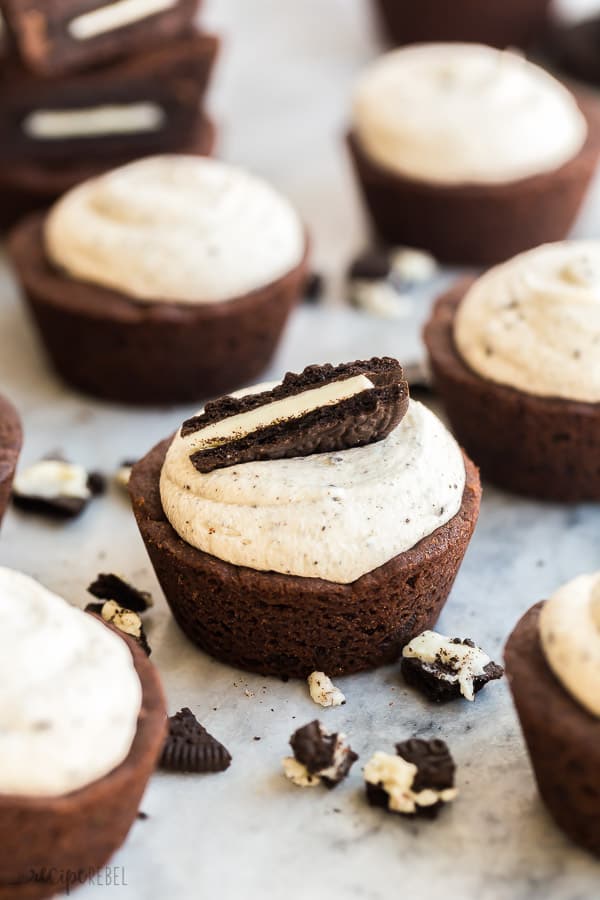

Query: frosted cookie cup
130;359;481;678
0;569;166;900
424;240;600;500
9;155;309;405
505;574;600;857
347;44;600;265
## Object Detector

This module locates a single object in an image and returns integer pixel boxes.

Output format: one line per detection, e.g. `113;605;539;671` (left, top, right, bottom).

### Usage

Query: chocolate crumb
87;573;153;612
160;708;231;773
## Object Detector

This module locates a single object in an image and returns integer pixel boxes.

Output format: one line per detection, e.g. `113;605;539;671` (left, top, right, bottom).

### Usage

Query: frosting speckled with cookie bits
160;359;466;583
0;567;142;797
539;572;600;717
454;241;600;403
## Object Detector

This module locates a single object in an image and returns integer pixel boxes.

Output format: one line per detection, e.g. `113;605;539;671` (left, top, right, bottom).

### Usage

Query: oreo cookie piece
85;599;151;655
12;458;98;518
87;573;153;613
401;630;504;703
282;720;358;789
114;459;137;491
182;358;409;474
160;708;232;773
364;738;457;818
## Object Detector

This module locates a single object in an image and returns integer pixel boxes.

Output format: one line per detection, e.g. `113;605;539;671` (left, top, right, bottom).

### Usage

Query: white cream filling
0;568;142;797
307;672;346;708
454;241;600;403
364;752;458;814
13;460;90;501
353;44;587;186
24;103;165;140
402;630;491;701
45;156;305;304
192;376;374;450
160;393;466;584
539;572;600;718
69;0;178;40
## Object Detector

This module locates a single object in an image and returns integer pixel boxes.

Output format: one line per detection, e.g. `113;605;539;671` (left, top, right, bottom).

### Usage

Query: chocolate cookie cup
0;112;217;233
505;603;600;857
130;360;481;678
348;88;600;266
374;0;551;49
0;634;166;900
423;278;600;502
0;395;22;527
8;157;309;405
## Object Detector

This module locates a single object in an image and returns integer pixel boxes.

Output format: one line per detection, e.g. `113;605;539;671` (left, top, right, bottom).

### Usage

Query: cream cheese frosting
454;241;600;403
45;155;306;304
0;568;142;797
539;572;600;718
352;43;587;186
160;391;466;584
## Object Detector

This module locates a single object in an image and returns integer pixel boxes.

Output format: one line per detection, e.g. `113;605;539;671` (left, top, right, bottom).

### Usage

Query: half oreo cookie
182;357;409;473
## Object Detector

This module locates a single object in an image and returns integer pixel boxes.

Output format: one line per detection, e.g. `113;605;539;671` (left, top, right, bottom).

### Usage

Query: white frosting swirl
45;155;306;304
0;568;142;797
352;44;587;186
539;572;600;718
160;393;466;584
454;241;600;403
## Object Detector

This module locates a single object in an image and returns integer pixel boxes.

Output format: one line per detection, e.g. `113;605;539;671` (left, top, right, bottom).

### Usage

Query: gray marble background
0;0;599;897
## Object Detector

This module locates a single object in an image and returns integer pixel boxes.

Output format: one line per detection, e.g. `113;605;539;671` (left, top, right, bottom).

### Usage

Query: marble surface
0;0;599;897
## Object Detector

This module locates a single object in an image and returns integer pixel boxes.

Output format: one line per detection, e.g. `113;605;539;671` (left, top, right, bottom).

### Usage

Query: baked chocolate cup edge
423;278;600;501
504;602;600;857
0;395;22;528
129;436;481;678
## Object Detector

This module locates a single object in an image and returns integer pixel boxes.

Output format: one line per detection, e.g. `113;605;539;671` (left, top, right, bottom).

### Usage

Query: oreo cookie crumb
137;811;149;820
160;708;232;773
87;471;106;496
365;738;457;818
304;272;324;303
283;720;358;789
87;573;153;612
349;249;391;281
115;460;136;491
12;459;96;519
86;599;151;655
402;630;504;702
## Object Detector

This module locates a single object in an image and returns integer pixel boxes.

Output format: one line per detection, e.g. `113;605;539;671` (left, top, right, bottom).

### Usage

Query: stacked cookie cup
0;0;218;229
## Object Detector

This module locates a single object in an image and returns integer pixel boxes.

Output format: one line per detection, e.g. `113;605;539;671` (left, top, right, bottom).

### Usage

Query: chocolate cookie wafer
0;30;218;163
1;0;200;77
160;708;231;773
182;358;409;473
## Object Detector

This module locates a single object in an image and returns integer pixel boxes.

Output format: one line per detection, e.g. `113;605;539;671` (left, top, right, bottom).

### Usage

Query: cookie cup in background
130;360;481;678
424;242;600;501
348;45;600;265
373;0;552;49
0;395;22;527
9;156;309;405
505;575;600;857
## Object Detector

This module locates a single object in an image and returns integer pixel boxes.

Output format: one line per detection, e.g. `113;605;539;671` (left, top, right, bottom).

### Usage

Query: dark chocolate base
0;634;166;900
0;394;22;528
423;280;600;501
505;603;600;858
0;113;216;233
373;0;552;48
347;91;600;265
129;438;481;678
8;217;308;406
